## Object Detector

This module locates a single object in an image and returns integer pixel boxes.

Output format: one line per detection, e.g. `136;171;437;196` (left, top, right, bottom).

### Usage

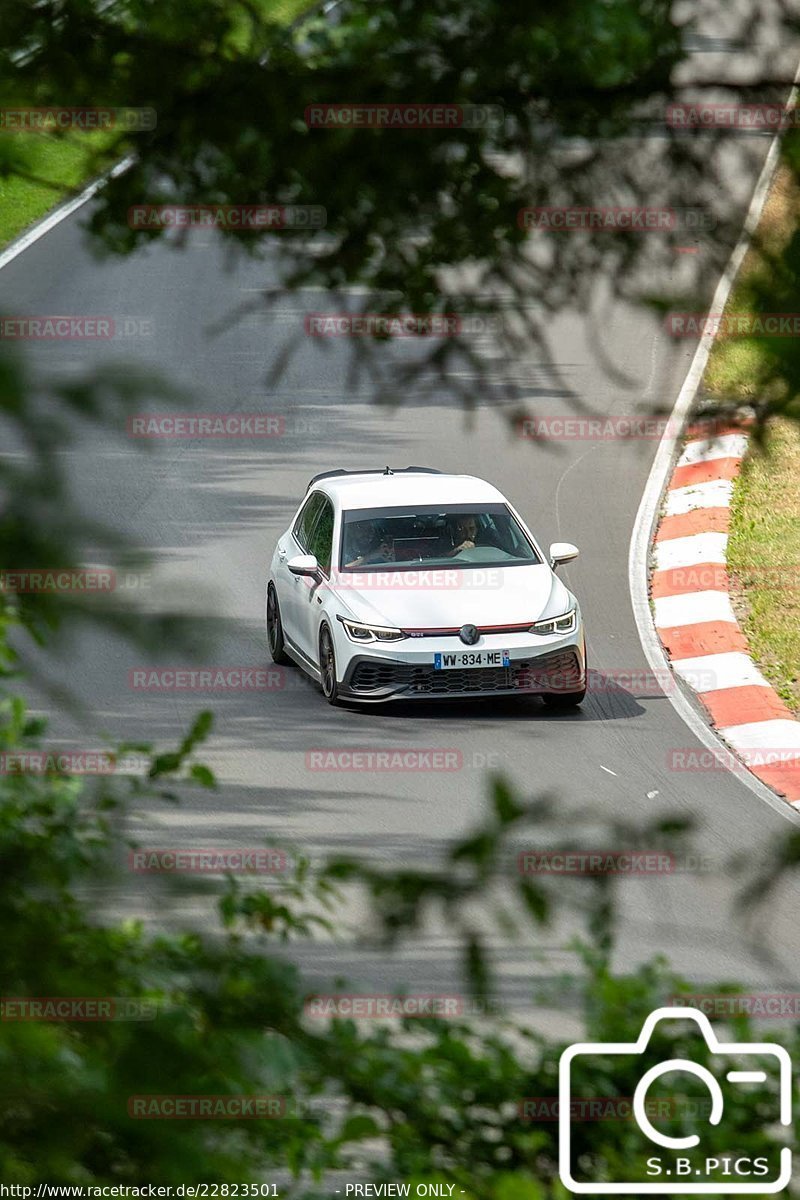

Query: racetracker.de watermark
128;205;326;230
304;994;498;1018
518;1096;707;1122
517;851;712;875
304;313;500;336
0;750;151;776
0;106;156;131
0;568;114;593
306;748;462;771
1;997;156;1021
128;848;286;874
669;748;800;771
330;568;504;590
662;566;800;592
666;313;800;337
304;103;503;129
128;1095;286;1119
584;668;716;695
518;206;714;232
670;994;800;1018
667;103;800;130
0;751;116;776
518;414;751;442
0;316;153;339
128;667;287;692
517;416;680;441
127;414;285;438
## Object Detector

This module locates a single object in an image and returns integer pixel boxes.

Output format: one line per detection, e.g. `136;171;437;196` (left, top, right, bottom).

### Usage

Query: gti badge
459;623;479;645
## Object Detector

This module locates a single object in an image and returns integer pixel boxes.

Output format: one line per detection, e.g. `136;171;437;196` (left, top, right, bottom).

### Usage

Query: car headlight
338;617;406;643
530;608;577;635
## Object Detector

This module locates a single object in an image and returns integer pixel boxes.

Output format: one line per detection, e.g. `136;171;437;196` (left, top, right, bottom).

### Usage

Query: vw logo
459;623;479;646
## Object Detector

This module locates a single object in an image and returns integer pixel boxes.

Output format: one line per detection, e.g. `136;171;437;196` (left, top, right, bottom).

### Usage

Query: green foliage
3;0;798;413
1;667;798;1192
1;2;800;1192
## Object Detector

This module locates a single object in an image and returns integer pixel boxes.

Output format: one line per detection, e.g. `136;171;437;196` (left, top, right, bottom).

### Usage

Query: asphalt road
4;2;800;1020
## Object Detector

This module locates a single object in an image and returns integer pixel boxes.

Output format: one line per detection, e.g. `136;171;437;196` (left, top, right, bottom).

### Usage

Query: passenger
345;524;393;568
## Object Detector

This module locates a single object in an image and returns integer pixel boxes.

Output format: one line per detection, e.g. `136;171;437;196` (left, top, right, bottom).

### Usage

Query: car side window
293;493;325;551
306;498;334;574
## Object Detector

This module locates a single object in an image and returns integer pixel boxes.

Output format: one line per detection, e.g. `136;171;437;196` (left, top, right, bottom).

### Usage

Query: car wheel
266;584;290;665
319;624;340;705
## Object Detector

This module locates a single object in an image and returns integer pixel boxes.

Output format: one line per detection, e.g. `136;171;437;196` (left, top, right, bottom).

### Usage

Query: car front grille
349;649;582;697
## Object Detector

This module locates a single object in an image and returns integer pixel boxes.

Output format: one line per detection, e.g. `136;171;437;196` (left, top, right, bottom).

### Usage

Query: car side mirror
549;541;579;569
288;554;321;578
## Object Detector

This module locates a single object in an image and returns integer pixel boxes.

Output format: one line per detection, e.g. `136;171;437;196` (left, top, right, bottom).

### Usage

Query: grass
0;0;315;249
727;420;800;714
0;131;120;247
702;340;764;398
704;165;799;398
701;162;800;716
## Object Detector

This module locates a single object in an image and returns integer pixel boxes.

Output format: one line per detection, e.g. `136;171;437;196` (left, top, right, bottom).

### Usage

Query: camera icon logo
559;1006;792;1193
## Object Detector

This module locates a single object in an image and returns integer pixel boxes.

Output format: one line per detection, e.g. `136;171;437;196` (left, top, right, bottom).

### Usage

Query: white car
266;467;587;706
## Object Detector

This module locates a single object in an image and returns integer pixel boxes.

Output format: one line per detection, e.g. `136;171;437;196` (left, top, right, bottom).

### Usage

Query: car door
293;495;335;664
276;491;326;652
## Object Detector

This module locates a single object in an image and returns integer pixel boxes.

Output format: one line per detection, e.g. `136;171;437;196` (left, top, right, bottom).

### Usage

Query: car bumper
335;627;587;703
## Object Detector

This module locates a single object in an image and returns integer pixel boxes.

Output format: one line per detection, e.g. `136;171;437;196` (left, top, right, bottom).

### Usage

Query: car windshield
339;503;540;572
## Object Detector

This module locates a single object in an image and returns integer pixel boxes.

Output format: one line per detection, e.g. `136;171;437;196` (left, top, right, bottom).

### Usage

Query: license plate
433;649;510;670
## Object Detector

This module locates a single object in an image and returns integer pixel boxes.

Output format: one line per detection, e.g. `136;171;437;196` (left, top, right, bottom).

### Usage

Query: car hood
330;564;572;629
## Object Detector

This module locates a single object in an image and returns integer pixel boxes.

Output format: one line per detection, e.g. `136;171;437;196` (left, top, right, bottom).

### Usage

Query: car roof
315;471;507;510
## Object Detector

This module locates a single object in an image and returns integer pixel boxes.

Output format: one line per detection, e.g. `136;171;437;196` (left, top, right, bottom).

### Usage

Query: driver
446;514;479;557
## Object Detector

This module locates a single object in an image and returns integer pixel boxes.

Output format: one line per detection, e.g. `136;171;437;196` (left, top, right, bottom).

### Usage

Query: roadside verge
651;420;800;805
629;64;800;825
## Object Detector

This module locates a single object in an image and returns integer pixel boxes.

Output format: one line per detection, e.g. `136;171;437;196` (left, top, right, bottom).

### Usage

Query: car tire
319;623;340;705
542;686;586;709
266;584;290;665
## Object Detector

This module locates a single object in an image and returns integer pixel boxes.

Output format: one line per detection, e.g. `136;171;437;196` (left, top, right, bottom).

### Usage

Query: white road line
664;479;735;515
677;434;749;466
653;590;735;629
0;155;135;273
653;531;728;571
671;651;770;693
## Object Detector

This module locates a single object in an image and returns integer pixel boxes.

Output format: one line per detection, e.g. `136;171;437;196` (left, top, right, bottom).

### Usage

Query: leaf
338;1114;380;1141
190;763;216;788
492;777;524;826
519;880;549;924
179;710;214;757
149;752;181;778
465;932;489;1000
